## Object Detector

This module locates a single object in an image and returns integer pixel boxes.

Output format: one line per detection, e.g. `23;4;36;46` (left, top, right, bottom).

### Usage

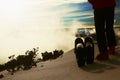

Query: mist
0;11;77;64
0;27;77;64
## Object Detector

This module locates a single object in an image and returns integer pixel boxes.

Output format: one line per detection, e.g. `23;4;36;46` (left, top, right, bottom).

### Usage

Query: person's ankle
96;51;109;60
109;46;115;55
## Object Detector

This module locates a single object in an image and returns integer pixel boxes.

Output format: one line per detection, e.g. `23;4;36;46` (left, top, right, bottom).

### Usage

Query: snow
1;44;120;80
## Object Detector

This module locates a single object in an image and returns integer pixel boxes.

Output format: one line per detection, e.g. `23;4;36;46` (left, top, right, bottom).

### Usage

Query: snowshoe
74;37;85;67
85;36;94;64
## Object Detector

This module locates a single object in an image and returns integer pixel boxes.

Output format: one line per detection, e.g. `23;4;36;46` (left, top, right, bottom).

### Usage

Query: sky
0;0;120;63
60;0;120;27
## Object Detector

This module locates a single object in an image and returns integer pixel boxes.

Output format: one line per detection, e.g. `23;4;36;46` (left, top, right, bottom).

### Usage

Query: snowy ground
1;44;120;80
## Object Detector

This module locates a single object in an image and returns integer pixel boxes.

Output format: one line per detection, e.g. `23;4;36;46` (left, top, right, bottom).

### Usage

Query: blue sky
53;0;120;27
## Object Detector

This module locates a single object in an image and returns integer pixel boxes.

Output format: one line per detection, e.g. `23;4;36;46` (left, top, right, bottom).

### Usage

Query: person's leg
94;9;108;53
105;8;117;54
94;9;109;60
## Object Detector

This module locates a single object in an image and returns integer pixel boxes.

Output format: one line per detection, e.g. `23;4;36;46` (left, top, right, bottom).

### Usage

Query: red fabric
88;0;116;9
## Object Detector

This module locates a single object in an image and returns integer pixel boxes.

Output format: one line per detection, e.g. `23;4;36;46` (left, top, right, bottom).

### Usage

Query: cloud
65;0;87;3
